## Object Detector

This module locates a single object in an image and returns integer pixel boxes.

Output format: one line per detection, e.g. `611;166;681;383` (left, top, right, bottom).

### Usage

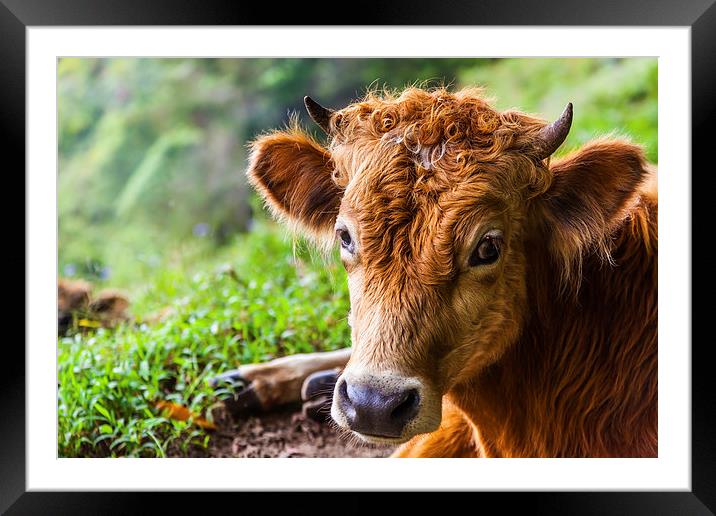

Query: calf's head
248;87;649;444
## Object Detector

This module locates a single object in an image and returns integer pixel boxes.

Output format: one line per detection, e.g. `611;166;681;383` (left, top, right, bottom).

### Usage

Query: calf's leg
211;348;351;415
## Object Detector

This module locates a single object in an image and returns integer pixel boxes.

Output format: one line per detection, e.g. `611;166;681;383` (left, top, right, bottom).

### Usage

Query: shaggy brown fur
446;185;657;457
247;86;657;457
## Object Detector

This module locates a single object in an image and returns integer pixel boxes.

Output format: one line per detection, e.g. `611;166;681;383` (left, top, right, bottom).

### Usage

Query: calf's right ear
247;128;342;242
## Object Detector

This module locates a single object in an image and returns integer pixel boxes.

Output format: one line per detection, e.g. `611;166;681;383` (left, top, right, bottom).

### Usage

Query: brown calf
242;86;657;457
58;278;131;335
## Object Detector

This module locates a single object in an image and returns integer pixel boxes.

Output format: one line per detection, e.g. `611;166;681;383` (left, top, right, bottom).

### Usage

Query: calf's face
248;87;648;444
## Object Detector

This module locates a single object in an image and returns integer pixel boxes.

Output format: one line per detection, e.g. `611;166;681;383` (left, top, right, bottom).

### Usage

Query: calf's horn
536;102;573;159
304;96;334;134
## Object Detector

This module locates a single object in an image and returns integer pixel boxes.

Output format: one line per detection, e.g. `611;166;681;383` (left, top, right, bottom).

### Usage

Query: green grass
58;221;350;457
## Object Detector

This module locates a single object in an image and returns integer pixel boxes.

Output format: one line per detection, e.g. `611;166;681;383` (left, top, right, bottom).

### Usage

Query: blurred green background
57;58;657;457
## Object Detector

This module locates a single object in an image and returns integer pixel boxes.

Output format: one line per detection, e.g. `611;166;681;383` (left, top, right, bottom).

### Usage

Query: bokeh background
58;58;657;457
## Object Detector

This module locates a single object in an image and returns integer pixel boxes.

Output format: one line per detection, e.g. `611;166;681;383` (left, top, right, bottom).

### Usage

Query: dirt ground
171;404;394;458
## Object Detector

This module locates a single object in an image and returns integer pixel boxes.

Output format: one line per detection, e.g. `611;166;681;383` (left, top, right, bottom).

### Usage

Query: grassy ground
58;221;350;457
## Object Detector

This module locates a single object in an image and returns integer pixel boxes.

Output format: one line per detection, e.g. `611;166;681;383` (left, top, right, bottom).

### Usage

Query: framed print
5;0;713;513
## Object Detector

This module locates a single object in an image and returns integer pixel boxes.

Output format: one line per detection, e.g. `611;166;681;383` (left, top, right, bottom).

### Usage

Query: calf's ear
247;128;342;242
540;139;650;279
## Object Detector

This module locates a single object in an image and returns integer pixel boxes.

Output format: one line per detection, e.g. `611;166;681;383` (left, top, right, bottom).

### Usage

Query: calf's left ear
540;139;651;271
247;128;342;242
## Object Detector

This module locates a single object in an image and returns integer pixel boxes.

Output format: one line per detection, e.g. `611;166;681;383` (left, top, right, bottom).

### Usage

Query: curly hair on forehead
331;87;546;154
328;86;556;203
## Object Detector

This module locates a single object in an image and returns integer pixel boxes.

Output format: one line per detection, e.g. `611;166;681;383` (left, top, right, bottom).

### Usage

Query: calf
235;87;657;457
58;278;131;335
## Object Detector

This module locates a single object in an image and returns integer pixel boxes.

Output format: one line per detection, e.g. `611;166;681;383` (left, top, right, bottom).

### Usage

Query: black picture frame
5;1;713;513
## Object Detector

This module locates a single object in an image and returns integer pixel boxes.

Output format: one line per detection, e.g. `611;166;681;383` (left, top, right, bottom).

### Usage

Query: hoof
209;369;263;418
301;369;339;423
224;385;263;417
301;369;339;401
208;369;248;389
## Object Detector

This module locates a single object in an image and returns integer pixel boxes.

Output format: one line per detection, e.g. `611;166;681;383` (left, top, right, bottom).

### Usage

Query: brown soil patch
169;405;394;458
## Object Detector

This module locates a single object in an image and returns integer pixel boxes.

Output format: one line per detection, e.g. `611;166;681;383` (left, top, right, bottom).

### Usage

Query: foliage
458;58;658;161
58;222;349;457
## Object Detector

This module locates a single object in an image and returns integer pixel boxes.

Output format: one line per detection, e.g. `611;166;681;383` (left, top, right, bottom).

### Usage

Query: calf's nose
336;378;420;438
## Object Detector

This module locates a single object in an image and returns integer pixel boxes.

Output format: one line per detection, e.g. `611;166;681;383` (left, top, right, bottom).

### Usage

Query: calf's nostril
338;378;348;400
390;389;420;422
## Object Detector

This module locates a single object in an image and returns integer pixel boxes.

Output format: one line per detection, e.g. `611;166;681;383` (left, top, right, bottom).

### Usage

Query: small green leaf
94;402;112;421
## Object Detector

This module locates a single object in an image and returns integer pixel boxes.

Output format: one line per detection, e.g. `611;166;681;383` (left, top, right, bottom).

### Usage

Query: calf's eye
469;230;503;267
337;229;354;253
